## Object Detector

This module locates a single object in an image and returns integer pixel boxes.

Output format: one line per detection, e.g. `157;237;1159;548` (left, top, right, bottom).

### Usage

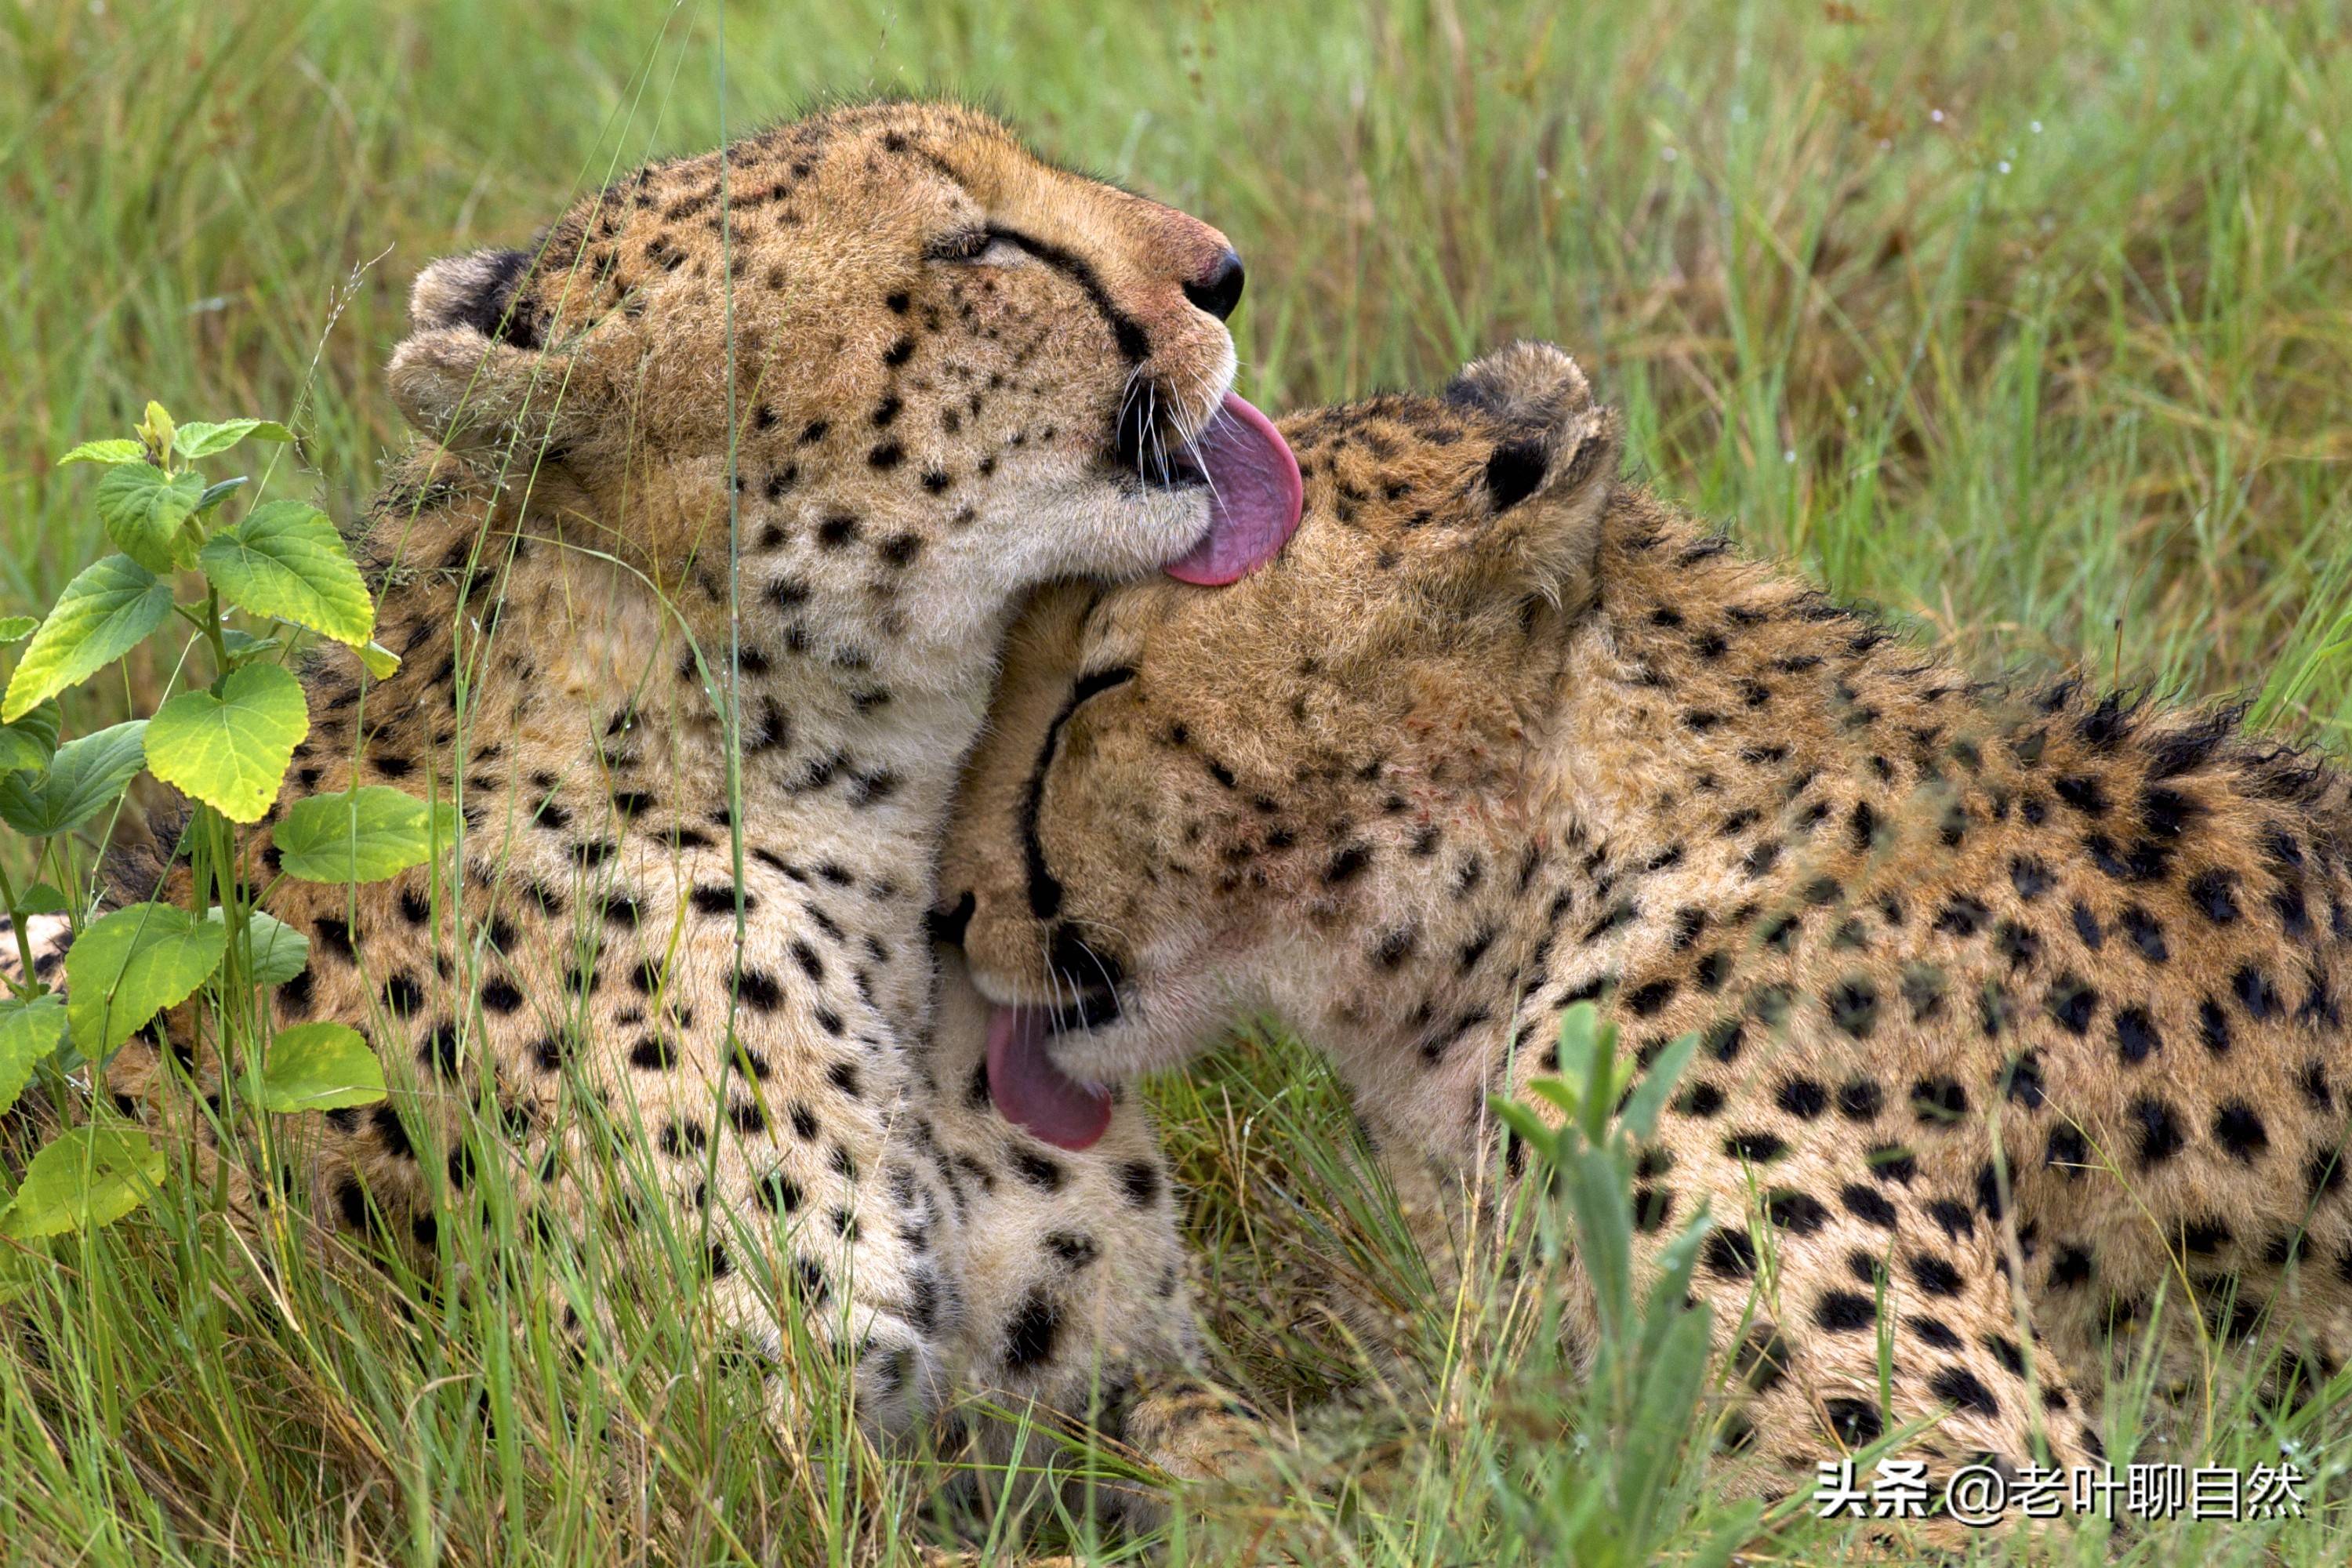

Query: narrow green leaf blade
64;902;227;1055
0;720;147;838
58;438;146;468
258;1022;386;1113
96;463;207;573
0;1124;165;1240
0;615;38;644
195;500;373;648
143;662;307;822
194;475;249;515
0;995;68;1117
2;556;172;721
274;786;452;884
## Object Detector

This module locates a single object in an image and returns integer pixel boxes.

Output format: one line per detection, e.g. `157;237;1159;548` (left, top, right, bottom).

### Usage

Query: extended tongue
985;1004;1114;1150
1163;391;1305;586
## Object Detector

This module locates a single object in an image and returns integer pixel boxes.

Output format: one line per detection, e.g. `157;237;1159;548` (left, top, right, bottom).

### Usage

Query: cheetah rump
941;339;2352;1526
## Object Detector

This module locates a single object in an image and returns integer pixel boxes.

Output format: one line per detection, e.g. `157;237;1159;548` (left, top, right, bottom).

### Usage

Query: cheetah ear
410;248;545;344
1445;341;1621;604
389;248;593;453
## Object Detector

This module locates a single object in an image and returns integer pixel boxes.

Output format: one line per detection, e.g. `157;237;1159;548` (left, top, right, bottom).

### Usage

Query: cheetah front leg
921;949;1264;1524
487;905;961;1443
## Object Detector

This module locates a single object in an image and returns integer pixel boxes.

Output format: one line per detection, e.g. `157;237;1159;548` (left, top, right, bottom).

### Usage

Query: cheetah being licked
94;101;1301;1468
940;340;2352;1510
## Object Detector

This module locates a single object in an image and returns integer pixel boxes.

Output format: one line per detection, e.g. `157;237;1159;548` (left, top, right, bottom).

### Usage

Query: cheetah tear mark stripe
1020;665;1137;921
983;225;1152;365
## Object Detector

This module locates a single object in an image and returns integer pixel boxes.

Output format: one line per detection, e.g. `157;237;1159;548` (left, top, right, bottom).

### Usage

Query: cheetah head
387;102;1301;663
938;342;1621;1145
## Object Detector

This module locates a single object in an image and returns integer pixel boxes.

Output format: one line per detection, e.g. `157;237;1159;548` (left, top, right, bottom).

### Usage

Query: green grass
4;0;2351;1561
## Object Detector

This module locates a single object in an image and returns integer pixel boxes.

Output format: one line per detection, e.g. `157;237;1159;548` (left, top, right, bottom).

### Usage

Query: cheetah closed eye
71;100;1301;1510
939;339;2352;1519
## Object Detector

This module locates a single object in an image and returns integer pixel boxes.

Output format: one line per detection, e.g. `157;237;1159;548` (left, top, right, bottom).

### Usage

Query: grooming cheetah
70;101;1301;1484
938;340;2352;1506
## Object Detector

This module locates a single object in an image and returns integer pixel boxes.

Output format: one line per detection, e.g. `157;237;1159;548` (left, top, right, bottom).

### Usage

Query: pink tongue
1163;391;1305;586
986;1004;1114;1150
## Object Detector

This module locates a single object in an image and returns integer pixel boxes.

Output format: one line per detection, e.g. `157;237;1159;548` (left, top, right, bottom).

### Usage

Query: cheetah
75;101;1301;1488
938;339;2352;1512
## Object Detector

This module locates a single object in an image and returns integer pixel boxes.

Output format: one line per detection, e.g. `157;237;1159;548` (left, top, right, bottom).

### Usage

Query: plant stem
0;855;40;997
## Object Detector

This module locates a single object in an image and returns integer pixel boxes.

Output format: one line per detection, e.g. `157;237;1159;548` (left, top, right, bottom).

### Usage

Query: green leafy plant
0;403;434;1251
1489;1004;1762;1567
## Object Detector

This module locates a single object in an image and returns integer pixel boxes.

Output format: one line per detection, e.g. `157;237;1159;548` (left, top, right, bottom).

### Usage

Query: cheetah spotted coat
942;342;2352;1519
80;102;1261;1492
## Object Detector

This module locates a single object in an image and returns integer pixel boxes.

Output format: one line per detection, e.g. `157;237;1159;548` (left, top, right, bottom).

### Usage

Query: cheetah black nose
1183;249;1245;321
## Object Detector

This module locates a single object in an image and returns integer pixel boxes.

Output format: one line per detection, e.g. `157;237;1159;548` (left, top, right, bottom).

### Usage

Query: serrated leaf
97;463;208;573
12;884;71;916
207;906;309;988
0;701;62;774
2;555;172;721
275;786;452;884
357;640;400;679
196;500;373;648
58;438;145;468
0;720;147;838
66;902;225;1055
0;615;38;644
0;995;67;1118
143;662;307;822
173;419;292;459
0;1123;165;1240
258;1022;384;1113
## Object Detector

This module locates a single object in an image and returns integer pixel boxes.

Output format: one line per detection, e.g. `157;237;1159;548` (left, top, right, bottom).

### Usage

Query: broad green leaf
357;640;400;679
0;617;37;644
258;1022;385;1113
276;786;452;884
220;628;281;660
143;662;307;822
58;438;145;468
194;475;248;514
0;1123;165;1240
0;995;67;1117
96;462;207;573
2;555;172;720
197;500;373;648
11;884;71;916
207;906;309;988
0;720;147;838
64;902;226;1055
0;701;62;774
173;419;292;459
